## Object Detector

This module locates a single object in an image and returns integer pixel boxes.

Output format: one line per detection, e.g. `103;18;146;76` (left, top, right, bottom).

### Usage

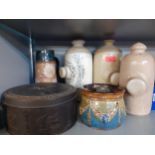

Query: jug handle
59;66;72;79
110;72;119;85
126;78;147;96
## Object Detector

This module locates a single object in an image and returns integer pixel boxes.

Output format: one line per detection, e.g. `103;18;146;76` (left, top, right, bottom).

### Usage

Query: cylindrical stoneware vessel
119;42;155;115
79;84;126;129
35;49;58;83
3;83;78;135
94;40;121;85
59;40;92;88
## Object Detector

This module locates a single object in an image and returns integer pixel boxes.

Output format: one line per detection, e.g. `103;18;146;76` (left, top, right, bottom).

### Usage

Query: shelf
65;111;155;135
1;19;155;46
1;111;155;135
0;21;31;58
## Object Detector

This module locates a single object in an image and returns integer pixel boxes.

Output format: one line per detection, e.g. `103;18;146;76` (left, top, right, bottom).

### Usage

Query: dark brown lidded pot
2;83;78;135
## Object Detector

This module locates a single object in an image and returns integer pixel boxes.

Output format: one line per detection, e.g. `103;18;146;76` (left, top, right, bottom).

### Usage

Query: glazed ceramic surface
60;40;92;88
152;84;155;110
79;84;126;129
119;42;155;115
94;40;121;85
35;49;57;83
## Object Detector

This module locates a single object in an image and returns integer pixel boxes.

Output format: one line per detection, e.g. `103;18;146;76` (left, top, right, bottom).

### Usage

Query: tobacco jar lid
81;84;125;99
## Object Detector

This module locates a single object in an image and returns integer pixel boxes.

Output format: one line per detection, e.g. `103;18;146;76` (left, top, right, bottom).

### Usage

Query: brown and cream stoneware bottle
119;42;155;116
94;40;121;85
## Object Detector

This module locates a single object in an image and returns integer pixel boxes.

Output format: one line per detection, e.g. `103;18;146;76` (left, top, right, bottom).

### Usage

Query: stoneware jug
119;42;155;116
59;40;92;88
94;40;121;85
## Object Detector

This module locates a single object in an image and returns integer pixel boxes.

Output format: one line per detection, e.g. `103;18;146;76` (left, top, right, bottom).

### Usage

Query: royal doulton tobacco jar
94;40;121;85
119;42;155;115
79;84;126;129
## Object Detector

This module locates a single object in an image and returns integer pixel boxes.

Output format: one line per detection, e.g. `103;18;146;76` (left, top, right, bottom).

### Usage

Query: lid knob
59;67;71;79
131;42;147;54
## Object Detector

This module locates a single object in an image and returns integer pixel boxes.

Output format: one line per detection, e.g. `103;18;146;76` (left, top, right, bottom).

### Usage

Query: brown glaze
79;83;126;129
35;61;57;83
81;84;125;100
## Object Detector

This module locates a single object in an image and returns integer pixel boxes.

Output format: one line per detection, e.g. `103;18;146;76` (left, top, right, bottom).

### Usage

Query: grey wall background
0;35;30;97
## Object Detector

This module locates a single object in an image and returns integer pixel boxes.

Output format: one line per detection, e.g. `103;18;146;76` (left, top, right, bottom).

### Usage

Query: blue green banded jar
35;49;58;83
79;84;126;129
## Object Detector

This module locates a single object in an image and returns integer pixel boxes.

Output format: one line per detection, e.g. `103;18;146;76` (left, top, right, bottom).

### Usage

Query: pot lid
3;83;78;108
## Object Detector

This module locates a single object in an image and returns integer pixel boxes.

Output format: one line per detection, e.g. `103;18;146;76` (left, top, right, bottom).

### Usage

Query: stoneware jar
94;40;121;85
119;42;155;116
59;40;92;88
35;49;57;83
79;84;126;129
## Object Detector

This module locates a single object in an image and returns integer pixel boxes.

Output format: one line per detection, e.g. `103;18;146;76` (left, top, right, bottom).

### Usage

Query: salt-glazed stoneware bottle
59;40;92;88
94;40;121;85
119;42;155;116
